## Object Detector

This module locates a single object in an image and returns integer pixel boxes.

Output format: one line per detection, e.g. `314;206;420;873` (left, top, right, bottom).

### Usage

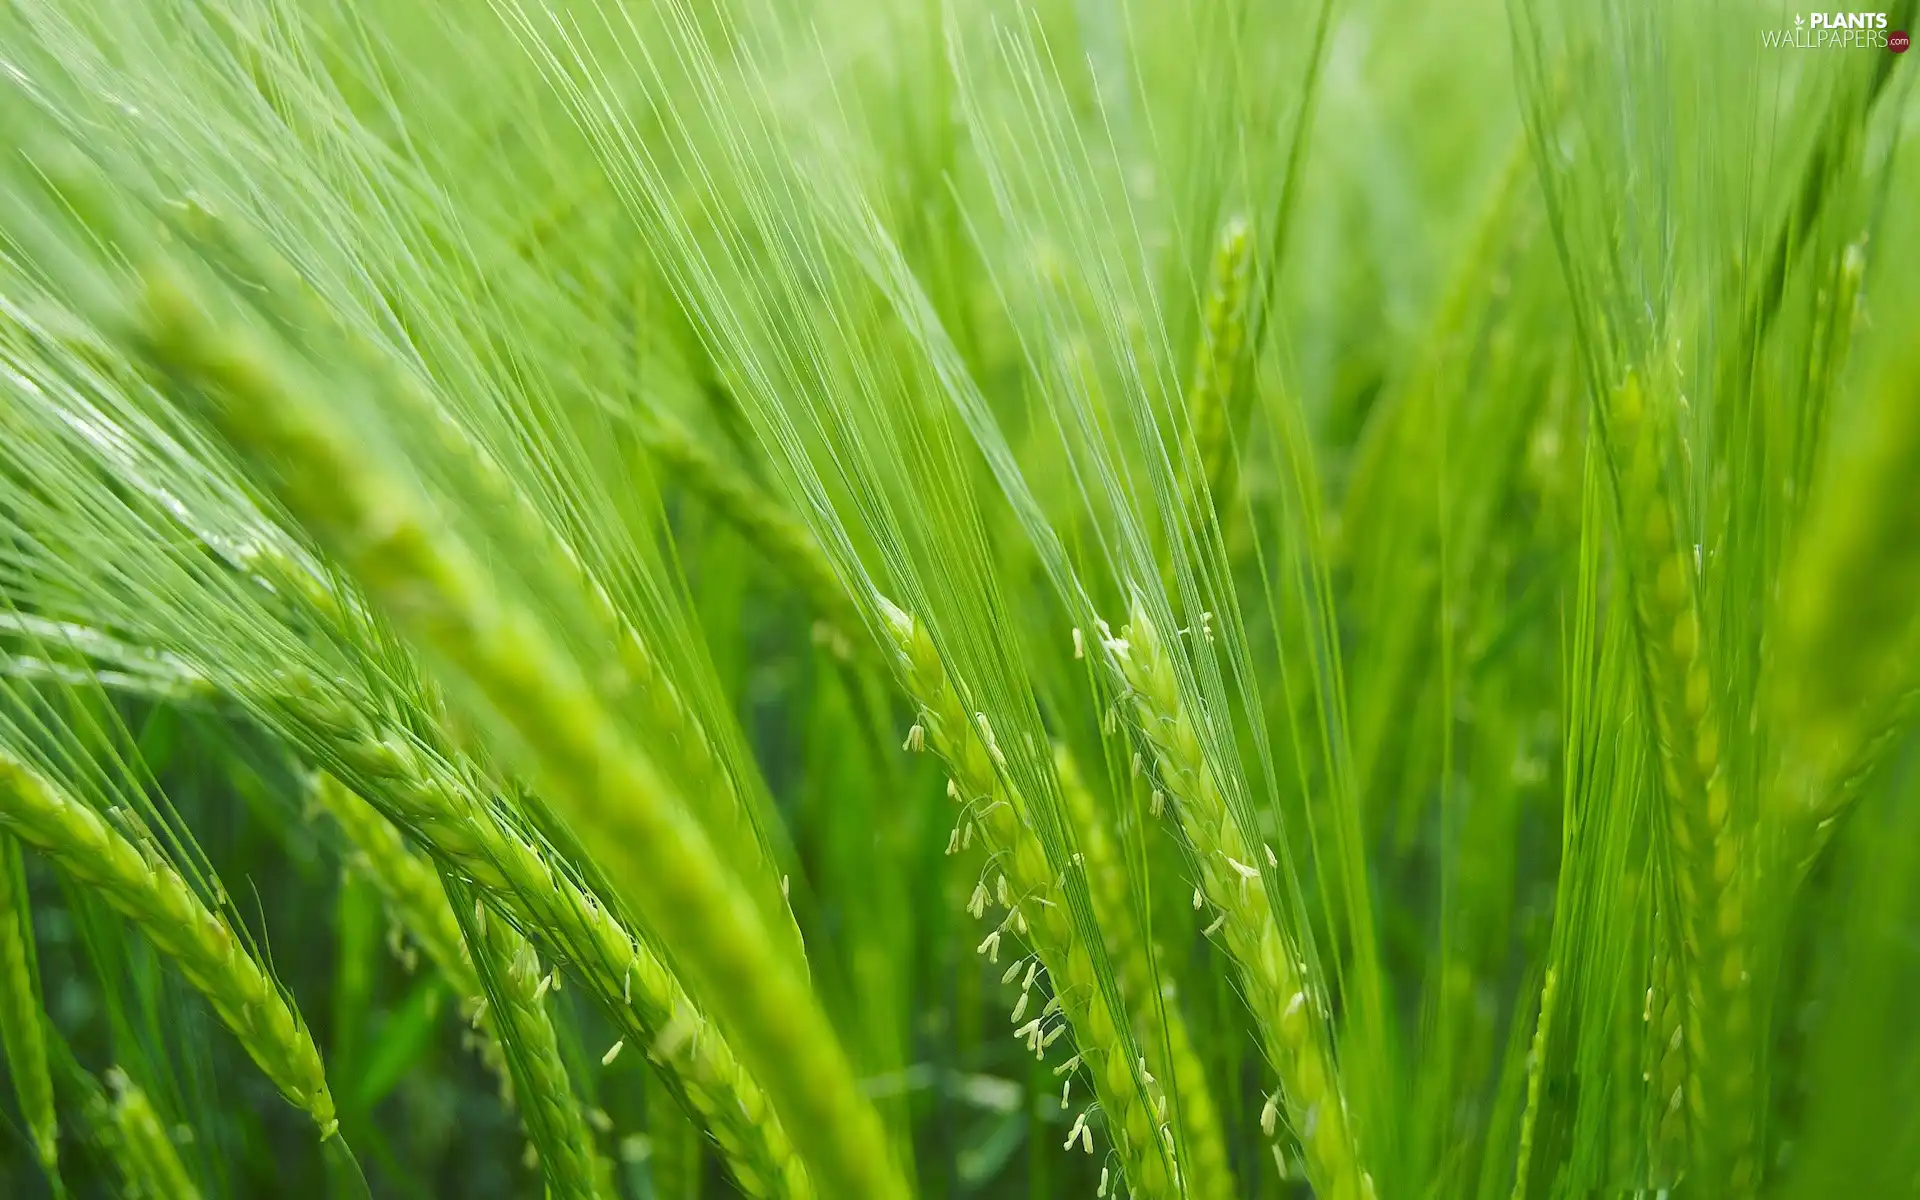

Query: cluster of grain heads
289;688;809;1198
0;832;58;1177
0;749;336;1136
879;597;1178;1197
275;567;809;1196
1100;598;1372;1200
1052;743;1237;1200
129;264;900;1200
1596;373;1753;1192
103;1068;201;1200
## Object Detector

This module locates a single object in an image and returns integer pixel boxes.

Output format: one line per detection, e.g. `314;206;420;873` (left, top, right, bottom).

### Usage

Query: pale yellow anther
1064;1111;1088;1152
977;930;1001;961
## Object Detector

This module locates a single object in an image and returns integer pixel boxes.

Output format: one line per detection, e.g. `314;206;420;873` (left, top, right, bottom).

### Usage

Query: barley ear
1053;743;1236;1200
309;774;474;996
0;750;336;1137
1510;968;1558;1200
1600;372;1753;1191
174;207;806;980
309;771;526;1101
0;833;58;1175
448;874;606;1200
385;392;808;982
1186;216;1256;518
1104;599;1370;1200
880;598;1177;1198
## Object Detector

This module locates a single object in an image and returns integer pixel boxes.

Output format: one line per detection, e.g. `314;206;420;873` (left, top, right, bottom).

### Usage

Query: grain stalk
881;599;1177;1198
1052;743;1236;1200
1102;599;1371;1200
129;267;899;1200
0;750;336;1136
0;832;58;1176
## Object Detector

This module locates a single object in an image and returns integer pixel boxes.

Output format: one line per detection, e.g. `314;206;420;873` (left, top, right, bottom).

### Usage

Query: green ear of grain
103;1068;201;1200
4;286;805;1192
881;599;1176;1198
0;832;58;1176
310;775;475;998
1186;216;1255;520
312;771;533;1112
0;750;335;1137
1599;373;1753;1192
1052;743;1236;1200
447;875;606;1200
1104;600;1372;1200
1509;967;1557;1200
130;265;903;1200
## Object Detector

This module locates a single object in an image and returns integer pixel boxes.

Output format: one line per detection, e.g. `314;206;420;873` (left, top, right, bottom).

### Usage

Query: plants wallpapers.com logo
1764;12;1911;49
